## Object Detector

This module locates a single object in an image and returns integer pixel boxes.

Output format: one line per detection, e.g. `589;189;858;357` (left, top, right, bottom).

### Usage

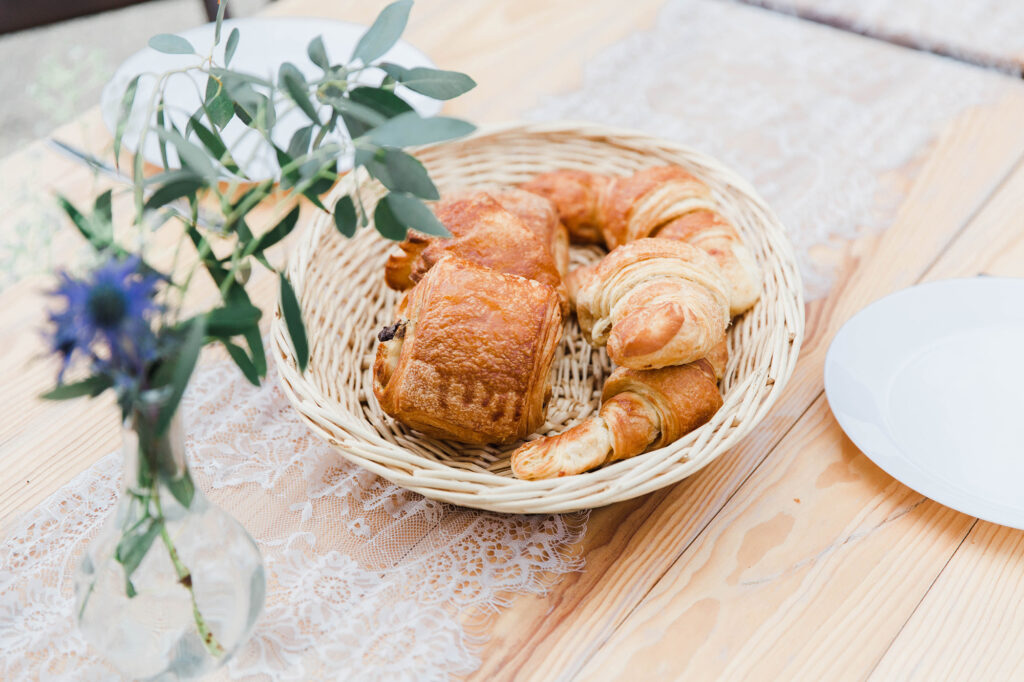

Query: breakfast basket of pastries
271;121;804;513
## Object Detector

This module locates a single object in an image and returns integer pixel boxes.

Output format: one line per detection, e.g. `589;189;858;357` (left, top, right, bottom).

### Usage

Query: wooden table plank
865;170;1024;681
568;134;1024;682
265;0;668;123
3;1;1024;679
869;521;1024;681
466;42;1024;682
745;0;1024;73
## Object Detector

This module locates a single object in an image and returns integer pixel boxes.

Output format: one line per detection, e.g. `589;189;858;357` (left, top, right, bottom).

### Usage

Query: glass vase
74;408;265;680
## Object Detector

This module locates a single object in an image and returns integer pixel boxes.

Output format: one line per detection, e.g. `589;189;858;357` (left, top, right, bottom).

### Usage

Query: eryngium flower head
47;256;162;384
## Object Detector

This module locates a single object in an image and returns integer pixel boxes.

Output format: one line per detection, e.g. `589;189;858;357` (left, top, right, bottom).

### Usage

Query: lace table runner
1;1;1013;679
528;0;1010;298
0;355;587;680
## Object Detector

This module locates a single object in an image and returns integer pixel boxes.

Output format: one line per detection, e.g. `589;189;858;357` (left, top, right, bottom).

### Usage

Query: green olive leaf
372;194;407;241
222;340;260;386
367;112;475;147
333;195;357;237
380;63;476;100
225;28;240;66
113;75;140;168
40;375;113;400
279;273;308;372
352;0;412;65
279;63;319;123
149;34;195;55
348;86;413;118
385;192;449;237
307;35;329;69
359;147;437;200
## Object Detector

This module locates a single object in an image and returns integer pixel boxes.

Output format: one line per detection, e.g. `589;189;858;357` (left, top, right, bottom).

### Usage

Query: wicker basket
271;121;804;514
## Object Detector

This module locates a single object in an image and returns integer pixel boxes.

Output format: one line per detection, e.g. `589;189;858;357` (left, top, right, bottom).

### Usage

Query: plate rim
824;275;1024;529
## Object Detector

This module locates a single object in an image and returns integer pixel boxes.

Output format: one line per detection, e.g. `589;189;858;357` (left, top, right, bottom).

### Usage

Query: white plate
825;277;1024;528
100;17;442;179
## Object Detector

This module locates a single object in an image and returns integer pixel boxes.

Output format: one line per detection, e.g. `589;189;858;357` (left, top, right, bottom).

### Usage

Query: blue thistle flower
46;256;163;389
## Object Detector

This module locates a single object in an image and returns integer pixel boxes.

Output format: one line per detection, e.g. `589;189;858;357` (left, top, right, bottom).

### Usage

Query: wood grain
576;396;974;681
863;166;1024;682
266;0;668;122
466;87;1024;680
568;118;1024;682
4;0;1024;678
869;521;1024;681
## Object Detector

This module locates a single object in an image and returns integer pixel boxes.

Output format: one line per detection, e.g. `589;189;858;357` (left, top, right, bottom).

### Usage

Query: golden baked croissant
382;192;568;309
373;255;563;445
510;340;727;479
654;210;761;316
492;188;570;278
523;166;761;315
520;169;611;245
564;260;598;307
574;238;730;370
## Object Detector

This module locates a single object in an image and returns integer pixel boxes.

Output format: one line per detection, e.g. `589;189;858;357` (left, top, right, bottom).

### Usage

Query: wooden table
5;0;1024;679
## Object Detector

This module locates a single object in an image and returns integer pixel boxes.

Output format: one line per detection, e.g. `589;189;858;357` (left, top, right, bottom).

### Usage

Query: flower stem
152;490;225;657
78;579;96;620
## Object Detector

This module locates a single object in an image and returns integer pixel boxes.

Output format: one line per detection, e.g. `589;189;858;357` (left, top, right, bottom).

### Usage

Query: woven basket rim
271;120;805;513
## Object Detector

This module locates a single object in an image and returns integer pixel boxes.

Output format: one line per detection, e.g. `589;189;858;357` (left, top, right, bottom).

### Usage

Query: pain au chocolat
373;255;563;445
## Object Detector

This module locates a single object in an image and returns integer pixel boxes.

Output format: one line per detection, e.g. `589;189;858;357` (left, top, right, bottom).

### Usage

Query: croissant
523;166;760;315
510;340;727;479
574;238;730;370
383;192;568;309
564;260;598;307
491;188;570;278
520;169;611;245
374;255;563;445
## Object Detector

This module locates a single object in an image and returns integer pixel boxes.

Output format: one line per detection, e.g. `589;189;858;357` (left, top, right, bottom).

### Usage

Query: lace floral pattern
0;355;586;680
527;0;1008;298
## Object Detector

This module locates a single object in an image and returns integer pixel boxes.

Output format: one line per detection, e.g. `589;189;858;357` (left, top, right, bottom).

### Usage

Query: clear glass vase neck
121;409;189;492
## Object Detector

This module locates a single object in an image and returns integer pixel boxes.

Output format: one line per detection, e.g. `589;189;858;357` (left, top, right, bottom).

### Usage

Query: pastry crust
522;166;761;315
564;261;599;309
600;165;712;250
654;210;761;316
521;170;610;245
373;256;563;445
492;188;570;278
574;238;731;369
601;360;721;450
383;191;569;311
510;342;725;480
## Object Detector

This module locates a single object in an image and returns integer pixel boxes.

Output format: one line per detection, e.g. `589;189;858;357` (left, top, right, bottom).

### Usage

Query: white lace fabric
1;1;1013;679
528;0;1009;298
1;355;587;681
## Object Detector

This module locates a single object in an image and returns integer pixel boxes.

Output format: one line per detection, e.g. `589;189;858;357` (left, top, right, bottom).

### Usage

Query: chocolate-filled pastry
510;340;727;479
574;238;730;370
382;192;568;310
373;256;564;445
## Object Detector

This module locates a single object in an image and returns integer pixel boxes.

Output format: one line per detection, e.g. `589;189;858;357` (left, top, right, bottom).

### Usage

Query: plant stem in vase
74;409;263;679
40;0;477;676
